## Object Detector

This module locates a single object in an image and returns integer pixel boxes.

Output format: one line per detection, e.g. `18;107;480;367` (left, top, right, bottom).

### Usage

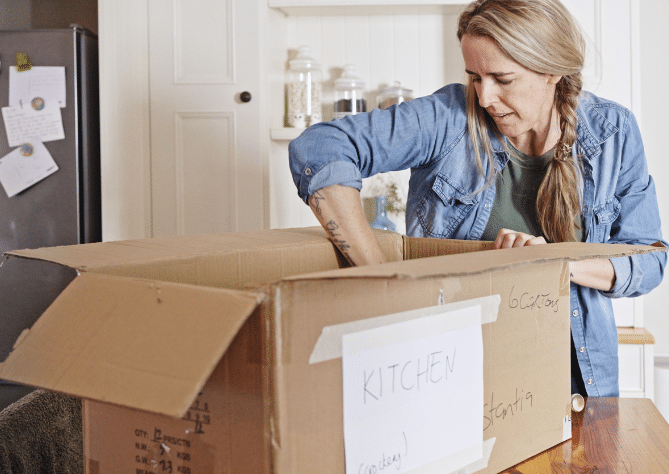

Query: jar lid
335;64;365;90
378;81;413;99
289;45;320;71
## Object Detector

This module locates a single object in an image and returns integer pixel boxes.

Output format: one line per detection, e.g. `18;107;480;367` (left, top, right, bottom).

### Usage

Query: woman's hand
493;228;547;249
492;229;616;291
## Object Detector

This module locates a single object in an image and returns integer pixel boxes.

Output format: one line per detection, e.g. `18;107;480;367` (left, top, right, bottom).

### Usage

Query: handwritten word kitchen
508;286;559;313
363;349;457;404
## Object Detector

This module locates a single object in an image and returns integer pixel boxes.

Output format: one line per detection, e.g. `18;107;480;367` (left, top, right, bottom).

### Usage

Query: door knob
240;91;252;103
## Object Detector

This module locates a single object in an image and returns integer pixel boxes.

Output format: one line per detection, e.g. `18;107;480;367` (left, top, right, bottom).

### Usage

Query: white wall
639;0;669;357
639;0;669;419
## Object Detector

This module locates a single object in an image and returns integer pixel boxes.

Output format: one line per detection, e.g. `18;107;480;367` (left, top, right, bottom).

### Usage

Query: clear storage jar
377;81;413;109
286;45;322;128
334;64;366;119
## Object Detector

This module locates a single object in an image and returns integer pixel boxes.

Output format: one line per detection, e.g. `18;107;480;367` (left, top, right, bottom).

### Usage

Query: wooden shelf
268;0;468;16
618;327;655;345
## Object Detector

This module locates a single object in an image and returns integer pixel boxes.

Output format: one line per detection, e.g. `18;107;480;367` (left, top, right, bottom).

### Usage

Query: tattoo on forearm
308;192;354;264
309;191;325;216
325;220;353;263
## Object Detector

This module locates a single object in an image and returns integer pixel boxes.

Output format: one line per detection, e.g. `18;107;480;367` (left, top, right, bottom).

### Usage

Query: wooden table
502;397;669;473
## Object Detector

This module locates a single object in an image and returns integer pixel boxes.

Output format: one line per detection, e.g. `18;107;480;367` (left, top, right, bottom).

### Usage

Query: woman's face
461;34;561;150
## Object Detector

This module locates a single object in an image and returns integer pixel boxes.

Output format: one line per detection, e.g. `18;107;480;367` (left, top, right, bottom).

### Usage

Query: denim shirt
289;83;667;396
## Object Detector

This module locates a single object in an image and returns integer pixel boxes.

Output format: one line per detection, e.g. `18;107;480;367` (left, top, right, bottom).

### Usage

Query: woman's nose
476;81;498;108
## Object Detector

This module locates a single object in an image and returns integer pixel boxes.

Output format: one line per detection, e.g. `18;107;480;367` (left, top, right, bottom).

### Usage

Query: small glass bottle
370;196;396;232
287;45;322;128
334;64;367;119
377;81;413;110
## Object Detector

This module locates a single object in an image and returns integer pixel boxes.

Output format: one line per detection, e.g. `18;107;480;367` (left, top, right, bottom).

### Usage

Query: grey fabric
0;389;82;474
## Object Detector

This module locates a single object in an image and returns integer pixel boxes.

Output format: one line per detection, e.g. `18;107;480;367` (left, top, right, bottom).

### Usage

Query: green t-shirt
481;145;552;241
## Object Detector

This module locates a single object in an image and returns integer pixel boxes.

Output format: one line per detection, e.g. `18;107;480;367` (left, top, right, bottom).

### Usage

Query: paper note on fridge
2;104;65;147
341;304;484;474
8;66;67;108
0;141;58;198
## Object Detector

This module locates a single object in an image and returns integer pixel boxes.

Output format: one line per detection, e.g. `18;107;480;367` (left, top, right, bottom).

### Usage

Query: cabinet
618;328;655;400
613;297;655;400
267;1;472;230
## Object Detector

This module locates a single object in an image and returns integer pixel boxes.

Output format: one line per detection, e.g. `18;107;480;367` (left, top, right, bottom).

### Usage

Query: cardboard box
0;227;664;474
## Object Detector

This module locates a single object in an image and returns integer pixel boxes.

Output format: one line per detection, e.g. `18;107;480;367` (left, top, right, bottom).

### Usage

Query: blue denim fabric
289;83;667;396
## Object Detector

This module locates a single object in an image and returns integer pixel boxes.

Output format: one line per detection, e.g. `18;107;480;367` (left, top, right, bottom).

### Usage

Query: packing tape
309;295;500;365
384;437;494;474
452;438;496;474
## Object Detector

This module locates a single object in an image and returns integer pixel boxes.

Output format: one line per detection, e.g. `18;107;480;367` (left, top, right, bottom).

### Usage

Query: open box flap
286;241;666;281
4;228;403;290
4;227;403;273
0;272;262;418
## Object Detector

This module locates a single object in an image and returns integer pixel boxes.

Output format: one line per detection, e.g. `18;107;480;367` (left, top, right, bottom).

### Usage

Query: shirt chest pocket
592;198;620;241
417;173;478;238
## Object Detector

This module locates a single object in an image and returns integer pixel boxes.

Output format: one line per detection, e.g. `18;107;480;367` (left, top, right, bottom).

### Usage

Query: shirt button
579;347;586;353
304;168;311;176
572;309;579;317
587;378;594;385
583;206;589;213
484;202;492;210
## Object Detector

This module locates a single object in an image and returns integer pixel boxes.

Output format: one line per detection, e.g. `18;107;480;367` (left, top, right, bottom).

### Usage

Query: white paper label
342;304;484;474
563;415;572;442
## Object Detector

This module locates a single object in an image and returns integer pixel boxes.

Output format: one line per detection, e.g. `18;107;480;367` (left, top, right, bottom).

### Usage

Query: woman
288;0;666;397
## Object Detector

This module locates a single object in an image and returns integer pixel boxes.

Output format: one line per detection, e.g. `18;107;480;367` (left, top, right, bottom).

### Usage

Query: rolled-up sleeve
601;110;667;298
288;125;364;203
288;83;469;204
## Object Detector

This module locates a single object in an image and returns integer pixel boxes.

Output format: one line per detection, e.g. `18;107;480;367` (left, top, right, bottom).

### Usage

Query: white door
148;0;264;237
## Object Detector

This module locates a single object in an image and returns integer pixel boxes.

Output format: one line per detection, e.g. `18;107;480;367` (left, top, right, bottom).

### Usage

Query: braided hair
457;0;586;242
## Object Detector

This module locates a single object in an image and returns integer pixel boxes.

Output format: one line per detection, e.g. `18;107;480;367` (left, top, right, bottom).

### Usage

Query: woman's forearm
309;185;387;266
569;258;616;291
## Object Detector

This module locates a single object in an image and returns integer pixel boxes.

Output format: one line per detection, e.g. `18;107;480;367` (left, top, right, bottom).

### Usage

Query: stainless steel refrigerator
0;27;101;409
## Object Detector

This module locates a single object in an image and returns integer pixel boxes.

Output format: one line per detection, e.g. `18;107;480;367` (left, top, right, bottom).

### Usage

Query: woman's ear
548;75;563;85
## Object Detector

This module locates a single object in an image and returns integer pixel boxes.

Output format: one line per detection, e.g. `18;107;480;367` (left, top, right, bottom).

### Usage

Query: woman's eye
470;77;481;83
496;78;512;85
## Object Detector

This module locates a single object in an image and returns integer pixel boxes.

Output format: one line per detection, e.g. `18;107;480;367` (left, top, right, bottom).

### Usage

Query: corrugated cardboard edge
266;284;282;472
2;227;403;273
285;241;667;282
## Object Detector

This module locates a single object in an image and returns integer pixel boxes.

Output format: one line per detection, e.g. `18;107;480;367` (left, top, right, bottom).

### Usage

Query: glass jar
287;45;322;128
377;81;413;110
334;64;366;119
369;196;396;232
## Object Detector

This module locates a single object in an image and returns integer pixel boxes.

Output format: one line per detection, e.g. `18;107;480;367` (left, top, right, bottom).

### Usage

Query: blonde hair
457;0;586;242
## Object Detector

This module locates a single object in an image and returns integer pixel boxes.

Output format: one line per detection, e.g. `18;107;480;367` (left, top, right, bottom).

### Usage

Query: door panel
175;112;236;235
149;0;262;237
174;0;234;84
